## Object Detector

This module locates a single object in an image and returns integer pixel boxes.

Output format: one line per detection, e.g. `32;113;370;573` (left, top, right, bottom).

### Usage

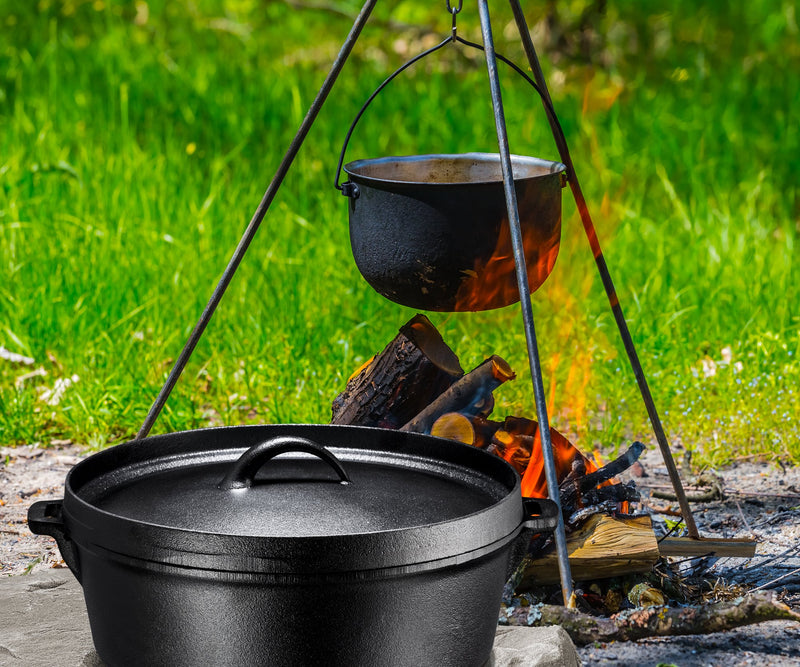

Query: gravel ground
1;442;799;665
0;443;84;576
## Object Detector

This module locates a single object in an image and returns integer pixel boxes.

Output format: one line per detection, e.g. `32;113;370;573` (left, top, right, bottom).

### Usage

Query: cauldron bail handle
334;28;565;197
218;436;351;490
334;35;453;197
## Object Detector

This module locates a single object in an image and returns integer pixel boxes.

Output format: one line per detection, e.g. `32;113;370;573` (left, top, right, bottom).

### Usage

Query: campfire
330;315;797;644
332;314;652;575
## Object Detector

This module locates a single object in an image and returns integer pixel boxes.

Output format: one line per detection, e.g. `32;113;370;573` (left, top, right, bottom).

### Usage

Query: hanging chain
446;0;462;41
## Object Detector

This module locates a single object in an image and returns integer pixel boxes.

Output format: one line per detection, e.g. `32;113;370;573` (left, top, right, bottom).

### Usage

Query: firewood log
331;314;463;429
429;413;503;448
500;591;799;645
401;356;515;433
431;413;476;444
519;515;660;587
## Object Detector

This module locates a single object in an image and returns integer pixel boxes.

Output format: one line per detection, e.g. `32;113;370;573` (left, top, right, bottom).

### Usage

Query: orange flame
488;418;630;513
538;276;596;432
489;417;597;498
453;178;561;311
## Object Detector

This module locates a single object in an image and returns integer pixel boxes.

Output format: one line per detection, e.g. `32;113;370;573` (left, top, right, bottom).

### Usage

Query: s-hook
447;0;462;41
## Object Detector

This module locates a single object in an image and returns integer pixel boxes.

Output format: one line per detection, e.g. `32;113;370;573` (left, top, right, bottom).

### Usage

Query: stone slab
0;569;579;667
0;569;100;667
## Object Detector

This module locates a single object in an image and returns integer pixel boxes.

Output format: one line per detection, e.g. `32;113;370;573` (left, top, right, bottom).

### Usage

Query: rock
492;626;580;666
0;569;100;667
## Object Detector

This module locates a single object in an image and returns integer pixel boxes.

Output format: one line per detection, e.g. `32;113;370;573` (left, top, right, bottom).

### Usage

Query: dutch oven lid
63;425;525;573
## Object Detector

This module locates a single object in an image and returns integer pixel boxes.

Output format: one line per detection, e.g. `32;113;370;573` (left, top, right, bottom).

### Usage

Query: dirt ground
1;442;799;666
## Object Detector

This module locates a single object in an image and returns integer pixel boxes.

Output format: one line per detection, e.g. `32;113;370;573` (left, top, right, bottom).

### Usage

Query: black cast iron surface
344;153;565;311
28;424;558;667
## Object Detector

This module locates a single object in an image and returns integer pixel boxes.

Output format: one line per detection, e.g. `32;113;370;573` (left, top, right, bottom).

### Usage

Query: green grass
1;0;798;466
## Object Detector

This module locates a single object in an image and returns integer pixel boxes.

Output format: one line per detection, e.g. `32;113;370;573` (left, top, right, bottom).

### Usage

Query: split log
520;515;660;587
500;591;800;645
331;314;463;429
401;356;515;433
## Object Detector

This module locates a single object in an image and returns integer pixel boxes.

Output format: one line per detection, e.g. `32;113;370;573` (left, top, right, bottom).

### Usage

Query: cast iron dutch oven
29;424;558;667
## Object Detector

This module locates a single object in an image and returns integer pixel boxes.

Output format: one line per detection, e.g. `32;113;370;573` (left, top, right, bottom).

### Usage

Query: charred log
331;314;463;429
558;442;644;516
576;481;640;509
401;356;515;433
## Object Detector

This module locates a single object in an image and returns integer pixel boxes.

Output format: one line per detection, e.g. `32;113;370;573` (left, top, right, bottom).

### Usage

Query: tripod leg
476;0;574;606
507;0;699;539
136;0;379;439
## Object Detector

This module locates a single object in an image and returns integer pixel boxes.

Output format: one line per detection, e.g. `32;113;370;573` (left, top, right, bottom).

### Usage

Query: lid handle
218;436;351;490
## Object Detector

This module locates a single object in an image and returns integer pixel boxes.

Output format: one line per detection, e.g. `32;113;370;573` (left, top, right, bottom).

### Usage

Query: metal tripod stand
134;0;701;606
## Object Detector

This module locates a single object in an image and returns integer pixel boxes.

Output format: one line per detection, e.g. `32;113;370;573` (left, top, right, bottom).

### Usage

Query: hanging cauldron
340;152;566;311
333;29;568;313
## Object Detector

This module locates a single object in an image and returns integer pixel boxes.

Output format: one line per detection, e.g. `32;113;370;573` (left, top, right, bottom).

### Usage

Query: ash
625;447;800;610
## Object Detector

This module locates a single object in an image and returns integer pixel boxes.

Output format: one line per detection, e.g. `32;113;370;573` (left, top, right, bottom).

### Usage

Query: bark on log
500;591;800;645
401;355;515;433
331;314;463;429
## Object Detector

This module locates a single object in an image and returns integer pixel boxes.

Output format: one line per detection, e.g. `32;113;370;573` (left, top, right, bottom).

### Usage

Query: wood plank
521;514;660;587
657;536;757;558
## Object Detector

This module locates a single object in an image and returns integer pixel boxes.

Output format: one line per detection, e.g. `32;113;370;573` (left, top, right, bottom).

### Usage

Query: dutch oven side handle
504;497;560;582
218;436;351;491
28;500;82;583
520;497;559;533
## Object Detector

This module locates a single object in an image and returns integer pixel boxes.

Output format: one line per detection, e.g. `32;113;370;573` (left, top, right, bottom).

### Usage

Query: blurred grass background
1;0;797;465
